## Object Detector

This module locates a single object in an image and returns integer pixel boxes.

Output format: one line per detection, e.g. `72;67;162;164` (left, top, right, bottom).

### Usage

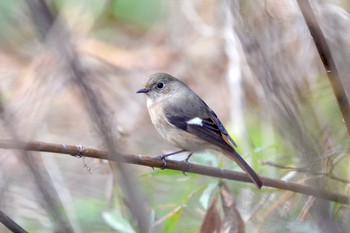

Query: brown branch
0;140;348;205
296;0;350;136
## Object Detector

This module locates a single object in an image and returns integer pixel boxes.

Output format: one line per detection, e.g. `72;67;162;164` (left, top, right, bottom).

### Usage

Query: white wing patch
186;117;203;126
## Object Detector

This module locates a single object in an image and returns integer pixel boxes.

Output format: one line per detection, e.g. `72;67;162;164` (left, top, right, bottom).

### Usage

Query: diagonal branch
297;0;350;136
0;210;28;233
24;1;150;231
0;140;348;205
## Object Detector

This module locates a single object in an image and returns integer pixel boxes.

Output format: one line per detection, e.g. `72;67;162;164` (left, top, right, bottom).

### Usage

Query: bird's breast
147;101;213;152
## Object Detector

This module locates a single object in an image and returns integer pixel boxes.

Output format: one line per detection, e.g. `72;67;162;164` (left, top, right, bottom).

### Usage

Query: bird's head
137;73;185;104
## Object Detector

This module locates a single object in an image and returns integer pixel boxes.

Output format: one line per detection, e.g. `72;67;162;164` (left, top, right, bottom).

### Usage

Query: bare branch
0;140;348;205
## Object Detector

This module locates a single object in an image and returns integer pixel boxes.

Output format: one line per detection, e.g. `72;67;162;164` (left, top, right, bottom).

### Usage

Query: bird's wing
163;100;237;152
164;100;263;189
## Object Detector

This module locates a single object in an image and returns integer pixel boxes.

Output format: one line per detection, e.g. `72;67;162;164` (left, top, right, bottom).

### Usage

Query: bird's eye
157;82;164;89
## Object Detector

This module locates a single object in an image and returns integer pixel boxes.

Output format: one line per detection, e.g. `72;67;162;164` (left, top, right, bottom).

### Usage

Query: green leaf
102;211;136;233
253;144;276;154
162;207;183;233
140;169;187;177
111;0;163;28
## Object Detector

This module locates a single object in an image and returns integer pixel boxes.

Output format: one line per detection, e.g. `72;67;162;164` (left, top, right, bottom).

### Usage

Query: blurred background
0;0;350;232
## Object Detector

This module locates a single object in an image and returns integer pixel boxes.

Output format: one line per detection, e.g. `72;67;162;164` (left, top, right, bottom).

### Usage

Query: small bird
137;73;262;189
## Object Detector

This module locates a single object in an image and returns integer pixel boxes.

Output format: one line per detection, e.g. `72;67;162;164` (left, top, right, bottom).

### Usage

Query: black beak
136;88;150;94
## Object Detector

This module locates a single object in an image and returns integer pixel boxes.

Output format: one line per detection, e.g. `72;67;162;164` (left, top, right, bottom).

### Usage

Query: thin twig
0;140;348;205
0;210;28;233
261;161;350;184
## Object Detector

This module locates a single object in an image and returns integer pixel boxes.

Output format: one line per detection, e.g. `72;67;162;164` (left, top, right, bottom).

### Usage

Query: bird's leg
155;149;187;169
182;153;193;176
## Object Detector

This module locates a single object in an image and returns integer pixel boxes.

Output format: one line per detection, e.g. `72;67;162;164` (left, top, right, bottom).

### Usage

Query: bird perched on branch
137;73;262;189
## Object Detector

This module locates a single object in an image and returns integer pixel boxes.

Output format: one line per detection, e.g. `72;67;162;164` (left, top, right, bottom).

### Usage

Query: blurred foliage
110;0;164;28
0;0;349;233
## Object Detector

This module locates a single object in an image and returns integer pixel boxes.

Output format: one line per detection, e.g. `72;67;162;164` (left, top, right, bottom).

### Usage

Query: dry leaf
200;197;221;233
220;183;245;233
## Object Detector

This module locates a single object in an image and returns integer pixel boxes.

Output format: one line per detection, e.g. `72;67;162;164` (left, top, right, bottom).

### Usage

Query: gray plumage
137;72;262;189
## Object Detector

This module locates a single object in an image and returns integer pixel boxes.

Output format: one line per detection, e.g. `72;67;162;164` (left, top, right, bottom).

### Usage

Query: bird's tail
223;149;263;189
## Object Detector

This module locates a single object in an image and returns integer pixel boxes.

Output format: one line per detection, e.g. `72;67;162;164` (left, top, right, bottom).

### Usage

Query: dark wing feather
165;115;188;131
164;100;262;189
164;100;237;151
208;110;238;148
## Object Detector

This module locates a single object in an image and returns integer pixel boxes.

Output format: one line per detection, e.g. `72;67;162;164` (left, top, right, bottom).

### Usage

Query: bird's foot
72;145;84;158
182;153;193;176
154;150;187;170
156;154;168;170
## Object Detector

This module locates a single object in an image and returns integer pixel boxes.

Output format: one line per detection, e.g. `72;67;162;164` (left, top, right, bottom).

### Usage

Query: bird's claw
72;145;84;158
156;155;168;170
182;153;193;176
153;150;187;170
